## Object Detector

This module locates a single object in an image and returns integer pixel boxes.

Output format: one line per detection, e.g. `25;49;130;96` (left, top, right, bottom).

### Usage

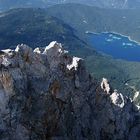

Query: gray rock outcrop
0;41;140;140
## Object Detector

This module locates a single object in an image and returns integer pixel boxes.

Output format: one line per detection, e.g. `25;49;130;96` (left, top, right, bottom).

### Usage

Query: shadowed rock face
0;41;140;140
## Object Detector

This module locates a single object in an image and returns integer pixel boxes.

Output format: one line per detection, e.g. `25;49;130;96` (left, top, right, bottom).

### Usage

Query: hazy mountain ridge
47;4;140;42
47;0;140;9
0;8;94;56
1;8;140;104
68;0;140;9
0;0;140;11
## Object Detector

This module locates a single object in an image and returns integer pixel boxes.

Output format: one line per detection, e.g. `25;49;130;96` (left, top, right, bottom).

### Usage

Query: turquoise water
88;32;140;61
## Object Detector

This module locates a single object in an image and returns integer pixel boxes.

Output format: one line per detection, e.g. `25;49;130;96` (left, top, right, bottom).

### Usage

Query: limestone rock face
0;41;140;140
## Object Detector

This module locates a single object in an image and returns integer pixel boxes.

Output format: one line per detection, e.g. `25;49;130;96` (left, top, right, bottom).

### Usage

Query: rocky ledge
0;41;140;140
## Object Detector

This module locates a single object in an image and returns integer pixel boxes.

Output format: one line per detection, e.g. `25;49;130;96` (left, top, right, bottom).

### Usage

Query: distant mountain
0;8;88;51
47;3;140;42
54;0;140;9
0;0;47;11
0;0;140;11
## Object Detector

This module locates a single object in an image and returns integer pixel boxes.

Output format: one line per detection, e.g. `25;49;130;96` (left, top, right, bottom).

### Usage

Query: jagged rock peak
101;78;127;108
101;78;111;94
0;41;140;140
43;41;68;55
110;89;126;108
0;41;81;71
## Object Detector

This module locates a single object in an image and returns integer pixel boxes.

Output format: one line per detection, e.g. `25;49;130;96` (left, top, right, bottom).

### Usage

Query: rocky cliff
0;41;140;140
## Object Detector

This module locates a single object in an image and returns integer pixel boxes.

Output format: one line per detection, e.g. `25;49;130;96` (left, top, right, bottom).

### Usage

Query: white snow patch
43;41;65;55
34;48;41;54
67;57;81;70
110;91;125;108
101;78;110;94
1;49;13;53
136;105;140;110
44;41;59;51
15;45;20;52
43;41;68;55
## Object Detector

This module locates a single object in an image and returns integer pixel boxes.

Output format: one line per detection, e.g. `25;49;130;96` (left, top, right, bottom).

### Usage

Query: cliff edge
0;41;140;140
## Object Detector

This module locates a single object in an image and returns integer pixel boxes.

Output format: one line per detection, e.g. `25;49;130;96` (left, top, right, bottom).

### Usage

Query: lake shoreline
86;31;140;62
85;31;140;45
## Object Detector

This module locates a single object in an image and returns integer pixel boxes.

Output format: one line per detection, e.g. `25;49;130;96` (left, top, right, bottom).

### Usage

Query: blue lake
87;32;140;61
